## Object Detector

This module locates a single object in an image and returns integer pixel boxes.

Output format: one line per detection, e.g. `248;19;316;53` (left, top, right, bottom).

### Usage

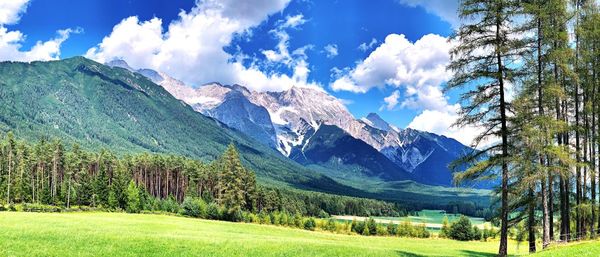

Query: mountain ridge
106;59;480;188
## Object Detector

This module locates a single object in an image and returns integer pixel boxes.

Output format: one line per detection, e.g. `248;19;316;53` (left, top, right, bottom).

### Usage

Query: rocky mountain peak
362;113;393;132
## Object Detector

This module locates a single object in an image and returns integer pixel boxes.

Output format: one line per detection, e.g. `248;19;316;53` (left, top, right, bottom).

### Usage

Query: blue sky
0;0;476;144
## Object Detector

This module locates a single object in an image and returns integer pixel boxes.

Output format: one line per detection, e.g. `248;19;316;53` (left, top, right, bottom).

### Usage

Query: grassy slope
531;240;600;257
0;212;528;257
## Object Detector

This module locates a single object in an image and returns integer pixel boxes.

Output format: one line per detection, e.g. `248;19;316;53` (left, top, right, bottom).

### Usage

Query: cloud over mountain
86;0;322;93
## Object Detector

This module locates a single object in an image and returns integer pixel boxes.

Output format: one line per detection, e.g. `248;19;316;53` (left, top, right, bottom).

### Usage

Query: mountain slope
0;57;354;194
288;124;413;181
125;65;279;149
145;77;477;187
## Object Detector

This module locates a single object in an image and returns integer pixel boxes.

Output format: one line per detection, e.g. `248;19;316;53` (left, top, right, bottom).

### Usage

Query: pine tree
126;180;140;213
218;144;246;215
4;132;16;204
448;0;525;255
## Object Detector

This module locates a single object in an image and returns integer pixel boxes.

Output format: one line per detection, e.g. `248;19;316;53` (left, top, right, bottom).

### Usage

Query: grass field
334;209;491;231
0;211;528;257
531;240;600;256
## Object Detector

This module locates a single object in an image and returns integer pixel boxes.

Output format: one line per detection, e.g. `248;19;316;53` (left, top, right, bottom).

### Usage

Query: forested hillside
0;57;357;194
0;131;401;217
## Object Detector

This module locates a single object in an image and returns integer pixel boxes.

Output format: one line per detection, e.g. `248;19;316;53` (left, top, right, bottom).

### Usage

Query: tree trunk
528;187;537;253
497;15;509;257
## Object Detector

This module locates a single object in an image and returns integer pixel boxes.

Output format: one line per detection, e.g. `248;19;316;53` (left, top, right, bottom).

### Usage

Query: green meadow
0;211;525;257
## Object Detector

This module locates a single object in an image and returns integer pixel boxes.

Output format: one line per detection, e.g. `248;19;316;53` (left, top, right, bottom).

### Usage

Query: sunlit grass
0;211;531;257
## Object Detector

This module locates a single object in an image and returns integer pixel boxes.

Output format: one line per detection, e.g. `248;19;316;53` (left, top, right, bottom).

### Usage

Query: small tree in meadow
126;180;140;213
449;216;474;241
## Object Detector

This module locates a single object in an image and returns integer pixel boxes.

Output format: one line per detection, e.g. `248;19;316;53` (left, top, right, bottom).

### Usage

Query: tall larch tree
448;0;525;255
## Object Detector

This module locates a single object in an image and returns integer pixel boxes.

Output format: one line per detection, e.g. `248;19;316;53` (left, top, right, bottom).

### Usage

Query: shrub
304;218;316;231
449;216;475;241
181;197;207;218
387;222;397;236
376;225;389;236
259;211;270;224
206;202;221;220
324;219;337;232
317;210;329;218
472;226;482;241
293;213;303;228
413;224;430;238
159;196;180;213
361;224;370;235
397;221;413;237
366;218;377;236
22;203;62;212
352;220;366;234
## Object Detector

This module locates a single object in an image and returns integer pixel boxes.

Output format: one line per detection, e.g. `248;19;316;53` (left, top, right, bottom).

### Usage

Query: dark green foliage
448;216;480;241
366;218;377;236
206;202;221;220
361;224;370;236
303;218;316;231
219;144;246;215
181;197;207;218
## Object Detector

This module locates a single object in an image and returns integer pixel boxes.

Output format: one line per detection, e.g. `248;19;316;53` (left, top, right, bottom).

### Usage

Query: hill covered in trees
0;131;399;218
0;57;362;195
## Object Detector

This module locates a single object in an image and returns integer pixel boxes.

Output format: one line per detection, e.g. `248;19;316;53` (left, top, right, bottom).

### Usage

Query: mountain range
0;57;489;210
108;59;479;188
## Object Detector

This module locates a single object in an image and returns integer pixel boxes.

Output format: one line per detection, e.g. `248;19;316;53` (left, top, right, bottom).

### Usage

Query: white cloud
358;38;377;52
279;14;306;29
398;0;459;28
407;107;482;147
0;0;78;62
330;33;452;109
380;90;400;111
323;44;338;58
86;0;324;92
331;32;477;145
0;0;29;25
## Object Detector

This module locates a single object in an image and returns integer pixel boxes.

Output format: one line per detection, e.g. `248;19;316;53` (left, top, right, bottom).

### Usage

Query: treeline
448;0;600;256
0;132;401;218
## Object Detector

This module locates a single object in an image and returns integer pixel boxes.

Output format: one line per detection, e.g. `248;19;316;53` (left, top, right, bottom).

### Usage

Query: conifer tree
218;144;246;215
448;0;525;255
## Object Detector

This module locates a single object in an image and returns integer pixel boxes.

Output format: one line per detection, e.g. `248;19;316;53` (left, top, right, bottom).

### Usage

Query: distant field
334;209;492;230
0;212;527;257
